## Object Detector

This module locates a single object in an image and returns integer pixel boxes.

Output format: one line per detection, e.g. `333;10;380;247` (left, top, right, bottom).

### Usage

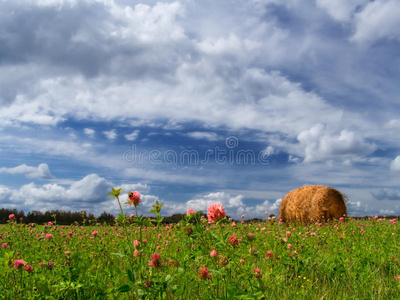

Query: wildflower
241;215;244;218
92;230;98;236
2;243;7;248
229;233;238;246
25;265;33;273
378;218;383;222
13;260;25;269
249;246;257;254
288;244;293;249
239;259;245;265
286;231;292;237
339;217;345;221
246;232;255;241
199;267;212;279
47;261;55;270
282;238;287;243
207;203;226;224
148;252;162;268
266;251;272;258
265;212;268;216
45;233;53;239
218;256;229;266
68;232;72;236
48;222;53;226
183;226;193;236
65;251;71;255
186;209;196;216
144;280;154;288
210;250;218;257
232;221;236;227
9;214;15;220
254;268;262;278
133;249;141;257
133;240;140;248
128;191;141;207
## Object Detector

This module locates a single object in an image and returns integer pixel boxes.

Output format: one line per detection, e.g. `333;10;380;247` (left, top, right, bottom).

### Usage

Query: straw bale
279;185;347;223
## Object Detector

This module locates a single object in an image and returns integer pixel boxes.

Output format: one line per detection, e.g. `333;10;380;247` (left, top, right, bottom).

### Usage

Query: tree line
0;208;200;225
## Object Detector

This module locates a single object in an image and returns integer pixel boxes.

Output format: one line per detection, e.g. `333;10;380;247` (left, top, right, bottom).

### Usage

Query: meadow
1;192;400;299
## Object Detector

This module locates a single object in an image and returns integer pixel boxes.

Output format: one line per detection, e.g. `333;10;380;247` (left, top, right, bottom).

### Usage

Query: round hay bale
279;185;347;223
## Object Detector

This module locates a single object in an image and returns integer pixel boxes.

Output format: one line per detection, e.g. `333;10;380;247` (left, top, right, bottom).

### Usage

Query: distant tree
98;211;115;225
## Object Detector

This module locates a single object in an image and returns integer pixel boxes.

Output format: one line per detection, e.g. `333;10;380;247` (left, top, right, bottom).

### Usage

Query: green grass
1;217;399;299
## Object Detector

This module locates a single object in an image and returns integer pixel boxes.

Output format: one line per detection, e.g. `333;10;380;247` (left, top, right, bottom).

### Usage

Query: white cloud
186;192;244;212
390;156;400;171
351;0;400;45
297;123;376;163
103;129;117;140
125;130;140;141
108;2;185;43
0;163;54;179
84;128;95;138
1;173;149;215
316;0;369;22
186;131;219;141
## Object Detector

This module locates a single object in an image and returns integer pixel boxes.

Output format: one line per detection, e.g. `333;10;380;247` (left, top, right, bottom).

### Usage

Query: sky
1;0;400;219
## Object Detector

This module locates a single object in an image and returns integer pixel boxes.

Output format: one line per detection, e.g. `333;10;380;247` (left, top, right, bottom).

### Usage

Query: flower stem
116;196;124;216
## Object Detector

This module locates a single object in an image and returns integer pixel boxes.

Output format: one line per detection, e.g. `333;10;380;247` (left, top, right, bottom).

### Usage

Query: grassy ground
0;216;399;299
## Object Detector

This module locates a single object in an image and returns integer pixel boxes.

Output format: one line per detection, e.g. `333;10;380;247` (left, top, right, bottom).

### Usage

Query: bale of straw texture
279;185;347;222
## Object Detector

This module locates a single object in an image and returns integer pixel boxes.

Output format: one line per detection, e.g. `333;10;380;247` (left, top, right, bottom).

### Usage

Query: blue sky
1;0;400;219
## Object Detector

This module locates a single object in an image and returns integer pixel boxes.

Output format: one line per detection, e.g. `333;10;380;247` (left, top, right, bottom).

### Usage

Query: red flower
13;260;25;269
199;267;212;279
25;265;33;273
186;209;196;216
148;252;162;268
9;214;15;220
229;233;238;246
128;191;141;207
207;203;226;224
210;250;218;257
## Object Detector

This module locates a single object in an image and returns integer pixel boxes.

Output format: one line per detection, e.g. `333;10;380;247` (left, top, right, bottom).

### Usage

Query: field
1;213;400;299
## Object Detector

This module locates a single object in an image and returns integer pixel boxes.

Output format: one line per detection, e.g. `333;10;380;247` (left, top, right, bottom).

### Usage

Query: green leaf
117;284;132;293
111;252;126;258
127;270;135;283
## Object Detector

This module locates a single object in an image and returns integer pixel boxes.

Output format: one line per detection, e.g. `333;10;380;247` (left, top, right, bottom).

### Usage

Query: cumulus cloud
390;156;400;171
1;173;149;215
351;0;400;45
186;192;244;212
125;130;140;141
0;163;54;180
297;123;376;163
84;128;95;138
103;129;117;140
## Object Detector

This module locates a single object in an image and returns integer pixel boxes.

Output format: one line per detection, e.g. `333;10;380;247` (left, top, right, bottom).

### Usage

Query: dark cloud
372;188;400;201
